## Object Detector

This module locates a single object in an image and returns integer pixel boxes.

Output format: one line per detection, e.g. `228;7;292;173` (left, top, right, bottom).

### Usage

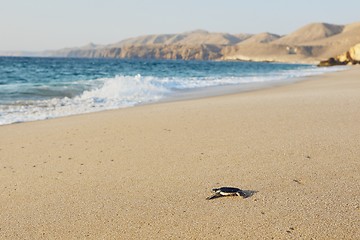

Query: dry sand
0;67;359;239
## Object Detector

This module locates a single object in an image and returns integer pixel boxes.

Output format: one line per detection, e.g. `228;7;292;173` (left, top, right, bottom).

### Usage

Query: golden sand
0;67;359;239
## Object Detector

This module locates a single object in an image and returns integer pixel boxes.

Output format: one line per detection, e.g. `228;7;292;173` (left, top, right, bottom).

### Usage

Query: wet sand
0;67;359;239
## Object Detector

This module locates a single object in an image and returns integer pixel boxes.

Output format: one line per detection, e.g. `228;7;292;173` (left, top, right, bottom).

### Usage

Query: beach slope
0;67;359;239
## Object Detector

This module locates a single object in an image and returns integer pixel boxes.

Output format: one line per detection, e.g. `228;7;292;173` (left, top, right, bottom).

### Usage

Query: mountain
44;31;252;60
223;22;360;63
296;22;360;59
238;32;280;44
2;22;360;63
272;23;344;45
110;30;246;47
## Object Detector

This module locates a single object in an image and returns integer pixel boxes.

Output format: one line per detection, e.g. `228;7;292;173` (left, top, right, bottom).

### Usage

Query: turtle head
212;188;220;192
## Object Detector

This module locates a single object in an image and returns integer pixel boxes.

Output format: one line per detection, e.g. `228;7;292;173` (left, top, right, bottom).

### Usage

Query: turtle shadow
241;190;258;199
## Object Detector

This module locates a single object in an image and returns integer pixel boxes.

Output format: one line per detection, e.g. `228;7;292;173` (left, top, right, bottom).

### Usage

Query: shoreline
0;63;346;127
159;65;346;103
0;66;359;239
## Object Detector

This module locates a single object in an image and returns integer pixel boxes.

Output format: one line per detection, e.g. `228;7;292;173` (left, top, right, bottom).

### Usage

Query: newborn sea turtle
206;187;246;200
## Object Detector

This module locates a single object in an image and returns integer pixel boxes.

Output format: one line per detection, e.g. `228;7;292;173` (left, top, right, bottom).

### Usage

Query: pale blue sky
1;0;359;51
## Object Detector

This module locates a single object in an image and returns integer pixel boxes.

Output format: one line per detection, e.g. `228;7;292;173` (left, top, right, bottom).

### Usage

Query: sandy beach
0;67;359;239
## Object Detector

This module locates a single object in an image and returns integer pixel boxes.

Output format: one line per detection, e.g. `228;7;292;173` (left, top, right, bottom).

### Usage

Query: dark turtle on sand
206;187;246;200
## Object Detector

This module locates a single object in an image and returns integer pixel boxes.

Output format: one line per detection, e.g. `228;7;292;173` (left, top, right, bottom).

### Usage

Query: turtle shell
214;187;242;193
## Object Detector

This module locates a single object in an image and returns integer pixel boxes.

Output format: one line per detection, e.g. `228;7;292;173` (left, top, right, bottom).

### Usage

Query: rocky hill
111;30;248;46
272;23;344;45
238;33;280;44
2;22;360;64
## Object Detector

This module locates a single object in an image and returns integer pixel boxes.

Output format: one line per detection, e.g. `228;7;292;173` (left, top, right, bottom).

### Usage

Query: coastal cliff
63;44;223;61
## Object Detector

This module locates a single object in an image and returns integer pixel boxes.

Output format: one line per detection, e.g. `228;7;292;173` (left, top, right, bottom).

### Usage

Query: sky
1;0;360;51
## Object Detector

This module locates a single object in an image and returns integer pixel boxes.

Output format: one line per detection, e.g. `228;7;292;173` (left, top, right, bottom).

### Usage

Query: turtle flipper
236;191;246;198
206;193;221;200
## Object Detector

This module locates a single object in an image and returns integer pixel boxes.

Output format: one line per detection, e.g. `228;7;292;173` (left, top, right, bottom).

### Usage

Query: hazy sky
1;0;360;51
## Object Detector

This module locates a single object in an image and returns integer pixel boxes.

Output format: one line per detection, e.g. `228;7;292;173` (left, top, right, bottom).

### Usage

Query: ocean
0;57;344;125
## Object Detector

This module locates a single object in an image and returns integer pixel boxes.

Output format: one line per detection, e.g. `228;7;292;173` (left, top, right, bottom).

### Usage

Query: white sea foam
0;74;169;125
0;66;347;125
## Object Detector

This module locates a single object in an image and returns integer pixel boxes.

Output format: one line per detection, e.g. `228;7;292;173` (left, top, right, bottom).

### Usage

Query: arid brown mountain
272;23;344;45
2;22;360;63
238;32;280;44
111;30;247;46
222;22;360;63
299;22;360;59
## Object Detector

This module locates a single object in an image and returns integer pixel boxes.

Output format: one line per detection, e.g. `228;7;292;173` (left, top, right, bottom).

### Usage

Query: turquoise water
0;57;341;125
